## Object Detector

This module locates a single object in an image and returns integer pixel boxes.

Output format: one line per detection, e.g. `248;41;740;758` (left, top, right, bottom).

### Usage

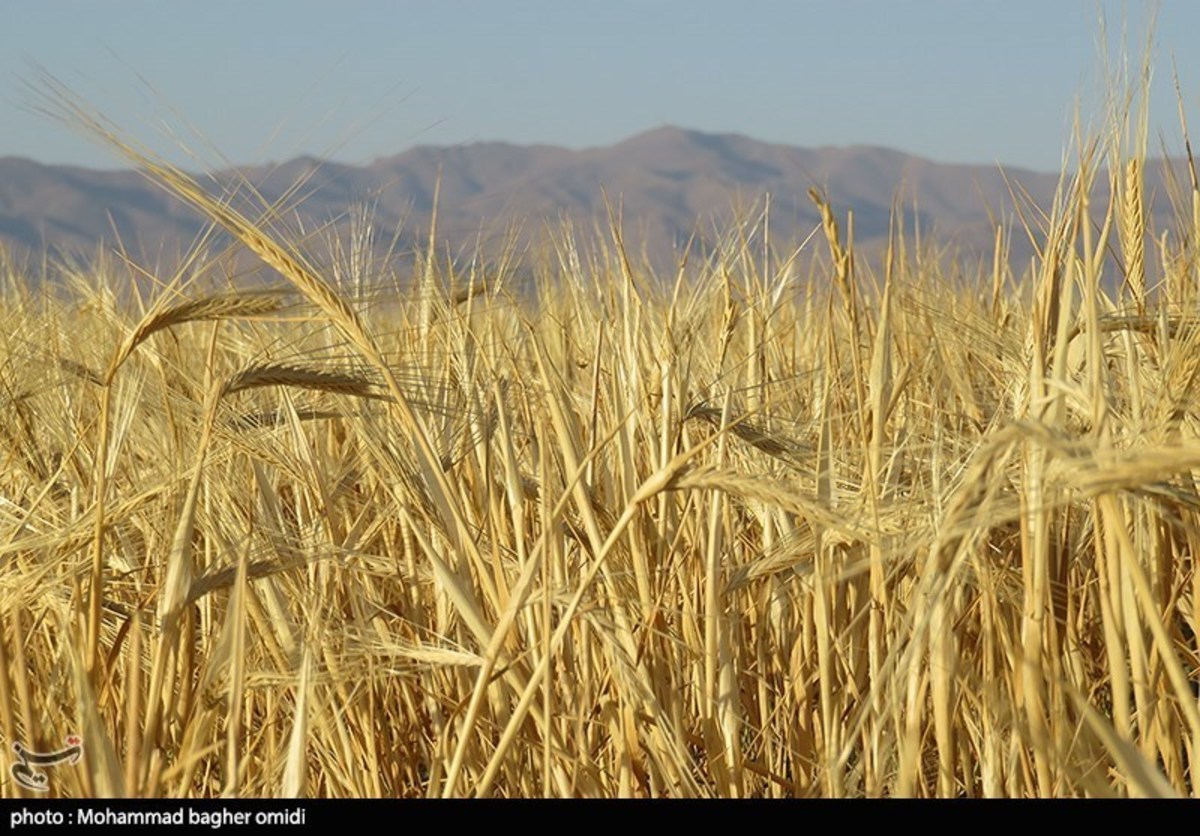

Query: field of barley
4;75;1200;798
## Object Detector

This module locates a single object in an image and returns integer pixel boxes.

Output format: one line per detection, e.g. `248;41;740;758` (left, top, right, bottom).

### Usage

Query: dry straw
6;40;1200;798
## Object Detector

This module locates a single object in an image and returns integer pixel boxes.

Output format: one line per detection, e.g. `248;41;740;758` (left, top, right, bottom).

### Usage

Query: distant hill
0;126;1188;280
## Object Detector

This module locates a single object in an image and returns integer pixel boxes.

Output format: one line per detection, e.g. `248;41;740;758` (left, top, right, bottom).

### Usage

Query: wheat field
3;66;1200;798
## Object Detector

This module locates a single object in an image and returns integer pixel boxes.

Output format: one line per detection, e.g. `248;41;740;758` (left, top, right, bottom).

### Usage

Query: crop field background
4;58;1200;798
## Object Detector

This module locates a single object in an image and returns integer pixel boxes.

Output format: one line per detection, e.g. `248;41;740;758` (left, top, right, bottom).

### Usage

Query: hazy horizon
0;122;1125;175
3;1;1198;174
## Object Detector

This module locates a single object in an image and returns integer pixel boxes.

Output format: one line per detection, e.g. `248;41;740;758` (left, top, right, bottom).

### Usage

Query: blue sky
1;1;1196;172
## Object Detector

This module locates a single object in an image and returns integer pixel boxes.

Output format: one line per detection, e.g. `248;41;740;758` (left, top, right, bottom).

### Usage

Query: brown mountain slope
0;126;1184;278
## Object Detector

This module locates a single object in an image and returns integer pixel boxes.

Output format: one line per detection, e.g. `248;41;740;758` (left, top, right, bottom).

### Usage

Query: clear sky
1;1;1196;172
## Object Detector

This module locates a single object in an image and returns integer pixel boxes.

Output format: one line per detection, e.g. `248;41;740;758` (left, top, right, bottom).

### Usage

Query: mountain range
0;126;1188;279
